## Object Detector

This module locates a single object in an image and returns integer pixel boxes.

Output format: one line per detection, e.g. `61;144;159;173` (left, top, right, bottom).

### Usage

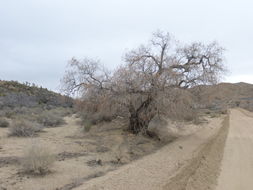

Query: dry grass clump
21;143;55;175
79;112;114;125
9;119;43;137
0;118;9;128
82;120;93;132
53;107;74;117
164;90;198;122
37;110;65;127
91;112;114;124
79;112;114;132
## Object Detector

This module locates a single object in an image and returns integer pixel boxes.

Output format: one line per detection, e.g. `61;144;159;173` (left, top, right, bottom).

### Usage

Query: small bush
53;107;73;117
82;120;93;132
164;90;198;122
5;111;14;118
235;101;240;107
210;113;218;118
205;111;211;115
0;118;9;128
9;120;43;137
83;112;114;125
219;109;228;114
37;111;65;127
21;143;55;175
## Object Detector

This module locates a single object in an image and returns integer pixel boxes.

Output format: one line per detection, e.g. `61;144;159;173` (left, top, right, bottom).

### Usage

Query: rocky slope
0;80;72;109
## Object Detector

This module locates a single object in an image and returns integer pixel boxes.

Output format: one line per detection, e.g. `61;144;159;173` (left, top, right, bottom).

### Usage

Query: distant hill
191;82;253;112
1;80;252;113
0;80;73;108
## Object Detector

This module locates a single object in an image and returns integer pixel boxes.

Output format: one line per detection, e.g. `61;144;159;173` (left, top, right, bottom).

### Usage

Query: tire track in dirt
73;117;224;190
163;114;230;190
215;109;253;190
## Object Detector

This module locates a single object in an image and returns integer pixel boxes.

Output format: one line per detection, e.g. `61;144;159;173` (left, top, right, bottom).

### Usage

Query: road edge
163;113;230;190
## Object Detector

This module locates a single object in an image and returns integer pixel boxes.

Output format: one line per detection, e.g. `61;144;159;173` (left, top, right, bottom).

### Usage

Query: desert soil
74;116;225;190
0;115;164;190
216;109;253;190
1;108;252;190
74;108;253;190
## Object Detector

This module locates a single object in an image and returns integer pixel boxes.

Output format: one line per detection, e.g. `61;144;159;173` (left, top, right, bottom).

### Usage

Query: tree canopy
61;31;226;134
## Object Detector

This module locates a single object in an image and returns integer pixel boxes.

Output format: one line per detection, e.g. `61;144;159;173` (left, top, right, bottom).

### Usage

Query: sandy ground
74;109;253;190
3;108;250;190
0;115;164;190
73;116;224;190
216;109;253;190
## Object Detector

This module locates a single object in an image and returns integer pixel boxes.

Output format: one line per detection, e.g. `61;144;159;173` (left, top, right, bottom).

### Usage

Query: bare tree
61;31;225;134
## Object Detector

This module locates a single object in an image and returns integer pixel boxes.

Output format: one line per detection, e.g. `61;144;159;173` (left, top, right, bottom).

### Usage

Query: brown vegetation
0;118;9;128
61;30;226;134
191;82;253;113
9;119;43;137
21;143;55;175
37;109;66;127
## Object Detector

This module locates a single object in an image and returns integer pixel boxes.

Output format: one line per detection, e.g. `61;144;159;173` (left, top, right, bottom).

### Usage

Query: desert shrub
182;110;197;121
54;107;73;117
235;101;240;107
205;111;211;114
30;107;45;115
21;143;55;175
160;89;198;122
9;120;43;137
82;120;93;132
37;110;65;127
79;112;115;133
89;112;114;124
56;107;73;115
12;106;29;115
0;118;9;128
10;110;38;123
210;112;218;118
5;111;14;118
80;109;114;126
219;109;228;114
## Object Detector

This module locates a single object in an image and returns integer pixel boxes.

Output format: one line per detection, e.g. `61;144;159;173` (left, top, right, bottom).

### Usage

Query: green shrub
0;118;9;128
21;143;55;175
9;120;43;137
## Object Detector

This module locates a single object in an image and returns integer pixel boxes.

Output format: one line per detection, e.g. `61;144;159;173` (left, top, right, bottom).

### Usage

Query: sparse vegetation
37;110;65;127
21;143;55;175
0;118;9;128
0;80;73;109
80;112;114;125
9;119;43;137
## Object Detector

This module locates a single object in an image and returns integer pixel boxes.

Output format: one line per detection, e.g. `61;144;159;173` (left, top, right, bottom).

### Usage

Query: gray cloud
0;0;252;91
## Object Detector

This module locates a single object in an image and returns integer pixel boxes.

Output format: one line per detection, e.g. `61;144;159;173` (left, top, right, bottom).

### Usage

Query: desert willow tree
61;31;226;134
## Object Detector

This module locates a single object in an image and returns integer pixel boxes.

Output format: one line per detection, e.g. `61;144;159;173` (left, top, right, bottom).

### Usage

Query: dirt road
216;109;253;190
74;109;253;190
74;117;224;190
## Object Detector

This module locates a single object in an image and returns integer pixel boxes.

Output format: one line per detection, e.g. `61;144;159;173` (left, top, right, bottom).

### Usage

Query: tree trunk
129;112;142;134
128;96;155;134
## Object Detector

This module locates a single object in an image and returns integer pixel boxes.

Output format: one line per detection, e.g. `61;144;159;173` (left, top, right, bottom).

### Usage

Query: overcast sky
0;0;252;91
